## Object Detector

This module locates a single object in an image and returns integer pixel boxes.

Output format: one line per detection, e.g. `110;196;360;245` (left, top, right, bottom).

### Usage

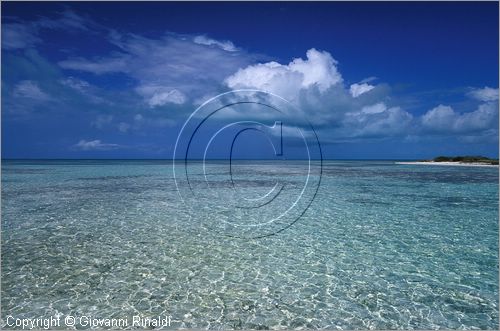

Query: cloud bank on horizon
2;4;499;158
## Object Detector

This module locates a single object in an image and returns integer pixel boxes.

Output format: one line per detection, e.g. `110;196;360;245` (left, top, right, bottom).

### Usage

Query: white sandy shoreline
395;161;499;168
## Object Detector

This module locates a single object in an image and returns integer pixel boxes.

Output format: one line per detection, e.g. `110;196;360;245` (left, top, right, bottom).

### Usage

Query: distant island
429;156;499;165
396;156;499;167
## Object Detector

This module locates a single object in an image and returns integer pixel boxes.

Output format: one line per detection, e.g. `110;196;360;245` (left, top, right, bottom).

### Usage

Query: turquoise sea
1;160;498;329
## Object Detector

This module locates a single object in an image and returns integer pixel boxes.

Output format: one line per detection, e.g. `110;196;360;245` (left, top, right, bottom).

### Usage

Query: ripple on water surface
1;160;498;329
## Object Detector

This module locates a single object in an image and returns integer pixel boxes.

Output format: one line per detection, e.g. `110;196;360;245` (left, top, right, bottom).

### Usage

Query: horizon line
2;158;427;161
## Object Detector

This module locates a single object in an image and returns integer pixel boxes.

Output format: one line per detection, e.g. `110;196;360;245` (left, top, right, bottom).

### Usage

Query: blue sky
2;2;499;159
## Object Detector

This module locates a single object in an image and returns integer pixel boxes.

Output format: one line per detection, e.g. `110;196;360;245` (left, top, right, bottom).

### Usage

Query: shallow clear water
1;160;498;329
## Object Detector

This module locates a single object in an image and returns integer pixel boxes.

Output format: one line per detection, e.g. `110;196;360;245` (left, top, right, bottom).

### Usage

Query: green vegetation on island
429;155;499;165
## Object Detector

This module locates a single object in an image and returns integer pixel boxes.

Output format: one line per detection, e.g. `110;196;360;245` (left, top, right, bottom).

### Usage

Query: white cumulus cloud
421;105;456;131
73;139;120;151
59;34;255;106
3;10;99;50
60;77;91;92
422;103;498;134
360;102;386;114
2;23;40;50
225;48;342;97
350;83;375;98
224;49;412;140
136;86;187;107
193;35;237;52
13;80;51;101
344;104;413;138
467;87;499;102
